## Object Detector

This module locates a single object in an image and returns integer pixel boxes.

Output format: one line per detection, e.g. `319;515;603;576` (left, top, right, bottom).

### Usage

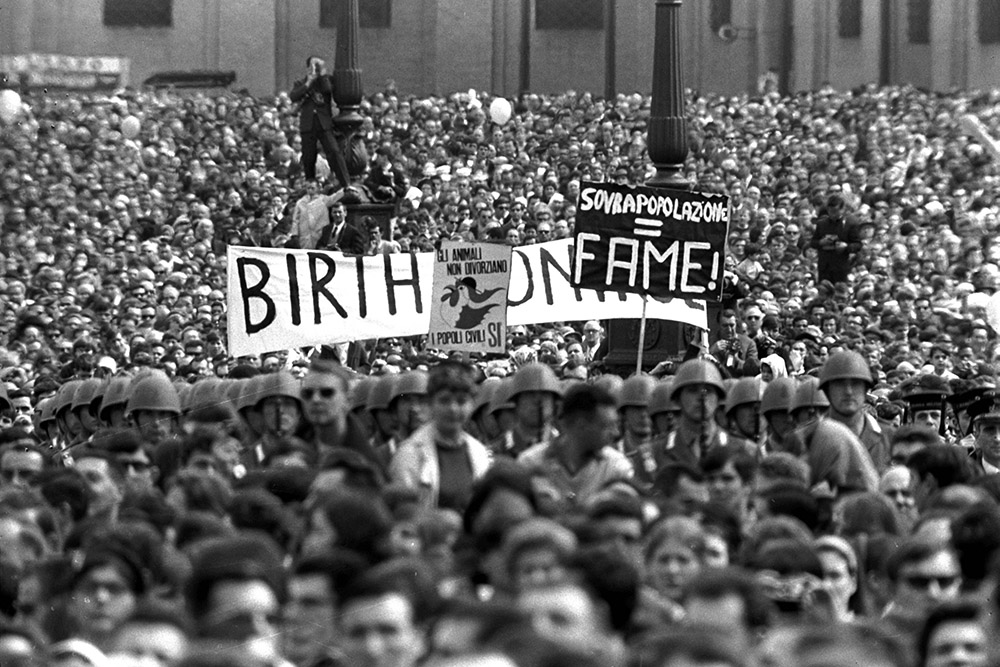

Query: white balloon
0;89;22;123
489;97;512;125
121;115;141;139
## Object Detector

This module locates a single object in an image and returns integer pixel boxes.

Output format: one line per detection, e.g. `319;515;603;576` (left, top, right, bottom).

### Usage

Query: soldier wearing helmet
784;376;880;494
388;371;430;451
490;363;562;458
790;377;829;428
820;350;890;471
35;397;59;446
761;377;796;454
654;360;750;470
99;376;133;429
54;380;85;447
252;371;304;460
648;379;680;439
616;374;656;482
486;378;517;445
125;372;182;448
469;377;503;443
236;375;266;444
348;376;377;434
71;379;104;443
724;377;764;452
366;375;400;455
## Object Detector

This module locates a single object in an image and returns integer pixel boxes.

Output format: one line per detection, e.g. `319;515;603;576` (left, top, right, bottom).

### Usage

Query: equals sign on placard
634;217;662;238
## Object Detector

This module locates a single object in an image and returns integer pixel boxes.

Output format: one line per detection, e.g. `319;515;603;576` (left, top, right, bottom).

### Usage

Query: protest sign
227;240;707;357
572;181;730;301
429;241;512;353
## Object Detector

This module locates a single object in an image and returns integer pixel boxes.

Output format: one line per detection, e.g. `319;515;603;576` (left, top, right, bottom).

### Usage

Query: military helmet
367;375;399;413
392;371;429;403
184;377;223;413
760;377;797;415
648;378;679;416
819;350;874;390
237;376;265;413
593;374;625;403
177;383;194;412
725;377;763;417
255;371;302;407
790;376;830;413
510;363;563;399
618;374;656;409
99;376;133;422
126;371;182;417
38;397;56;428
53;380;82;416
71;379;103;413
224;379;246;407
349;377;377;412
473;377;502;415
89;379;108;415
670;359;726;402
488;378;516;416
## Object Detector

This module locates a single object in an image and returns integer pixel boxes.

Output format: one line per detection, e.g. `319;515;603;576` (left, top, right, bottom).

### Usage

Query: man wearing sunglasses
301;359;387;476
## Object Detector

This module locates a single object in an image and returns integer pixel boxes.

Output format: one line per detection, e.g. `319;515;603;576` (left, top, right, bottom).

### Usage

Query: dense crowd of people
2;76;1000;667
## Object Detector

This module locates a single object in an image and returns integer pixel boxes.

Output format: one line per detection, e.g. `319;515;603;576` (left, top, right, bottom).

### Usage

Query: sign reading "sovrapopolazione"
572;181;730;302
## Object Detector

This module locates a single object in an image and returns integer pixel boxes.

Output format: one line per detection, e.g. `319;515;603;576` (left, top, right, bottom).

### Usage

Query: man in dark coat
289;56;351;188
319;198;366;255
364;146;408;202
809;194;862;284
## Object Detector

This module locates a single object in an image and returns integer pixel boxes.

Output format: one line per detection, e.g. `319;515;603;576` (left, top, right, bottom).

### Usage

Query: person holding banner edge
286;182;350;250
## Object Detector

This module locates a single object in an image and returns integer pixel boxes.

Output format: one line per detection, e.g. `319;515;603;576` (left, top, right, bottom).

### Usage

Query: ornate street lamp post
331;0;369;183
605;0;692;372
646;0;689;191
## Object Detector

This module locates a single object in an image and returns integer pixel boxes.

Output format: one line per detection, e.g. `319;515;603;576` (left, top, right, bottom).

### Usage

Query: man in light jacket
390;361;491;511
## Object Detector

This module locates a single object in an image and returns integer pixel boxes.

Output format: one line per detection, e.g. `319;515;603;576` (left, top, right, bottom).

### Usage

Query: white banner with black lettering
227;240;708;356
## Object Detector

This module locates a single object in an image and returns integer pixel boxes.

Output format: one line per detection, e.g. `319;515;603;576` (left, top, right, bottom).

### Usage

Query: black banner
572;181;730;302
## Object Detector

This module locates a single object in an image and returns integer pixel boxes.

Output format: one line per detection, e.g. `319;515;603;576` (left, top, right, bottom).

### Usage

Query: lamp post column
646;0;690;191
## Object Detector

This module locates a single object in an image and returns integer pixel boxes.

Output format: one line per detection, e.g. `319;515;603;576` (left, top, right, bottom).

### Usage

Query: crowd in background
2;77;1000;667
